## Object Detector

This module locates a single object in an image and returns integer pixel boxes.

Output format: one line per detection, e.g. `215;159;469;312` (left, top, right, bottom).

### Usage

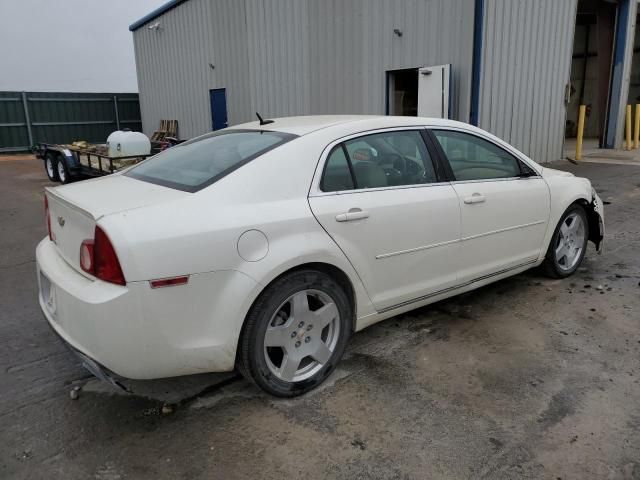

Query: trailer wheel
44;154;59;182
56;156;72;184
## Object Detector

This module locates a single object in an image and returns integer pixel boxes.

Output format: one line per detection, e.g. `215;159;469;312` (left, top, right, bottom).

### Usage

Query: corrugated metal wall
209;0;252;127
0;92;141;152
133;0;253;138
132;0;640;161
133;0;475;139
477;0;577;163
308;0;475;118
134;0;214;139
245;0;311;117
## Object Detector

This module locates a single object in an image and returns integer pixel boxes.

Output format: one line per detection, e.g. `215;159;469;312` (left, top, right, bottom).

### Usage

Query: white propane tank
106;130;151;158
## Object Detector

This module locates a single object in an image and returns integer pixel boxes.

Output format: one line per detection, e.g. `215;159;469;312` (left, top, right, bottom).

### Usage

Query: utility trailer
33;143;153;184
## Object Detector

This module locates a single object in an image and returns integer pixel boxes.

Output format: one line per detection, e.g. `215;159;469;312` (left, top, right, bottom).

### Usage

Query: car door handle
335;208;370;222
463;193;486;204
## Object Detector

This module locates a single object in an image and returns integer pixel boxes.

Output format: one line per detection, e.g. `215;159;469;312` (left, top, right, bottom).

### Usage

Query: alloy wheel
263;289;340;382
555;212;586;271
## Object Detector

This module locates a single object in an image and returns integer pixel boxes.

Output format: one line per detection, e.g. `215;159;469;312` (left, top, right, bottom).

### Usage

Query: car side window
321;146;355;192
321;130;438;192
432;130;523;181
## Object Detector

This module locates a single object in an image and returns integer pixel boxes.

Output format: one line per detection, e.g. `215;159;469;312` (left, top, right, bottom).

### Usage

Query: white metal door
417;64;451;118
430;128;550;282
452;178;550;283
309;186;460;311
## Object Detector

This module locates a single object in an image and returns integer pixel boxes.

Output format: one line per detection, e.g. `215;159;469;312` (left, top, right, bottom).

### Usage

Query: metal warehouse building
130;0;639;163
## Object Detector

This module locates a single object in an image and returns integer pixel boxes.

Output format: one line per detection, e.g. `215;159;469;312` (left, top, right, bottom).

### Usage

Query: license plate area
40;272;57;317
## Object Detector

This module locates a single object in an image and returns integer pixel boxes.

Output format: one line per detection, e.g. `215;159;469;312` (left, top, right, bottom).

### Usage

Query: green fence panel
0;91;142;152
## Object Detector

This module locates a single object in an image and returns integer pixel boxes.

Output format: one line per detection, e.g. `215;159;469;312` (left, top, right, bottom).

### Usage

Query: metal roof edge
129;0;190;32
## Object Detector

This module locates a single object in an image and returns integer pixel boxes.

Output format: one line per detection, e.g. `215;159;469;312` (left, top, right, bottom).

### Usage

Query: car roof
232;115;468;136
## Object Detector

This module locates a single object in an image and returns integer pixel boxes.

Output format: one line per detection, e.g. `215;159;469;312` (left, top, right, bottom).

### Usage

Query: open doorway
386;68;419;116
386;65;452;118
565;0;617;150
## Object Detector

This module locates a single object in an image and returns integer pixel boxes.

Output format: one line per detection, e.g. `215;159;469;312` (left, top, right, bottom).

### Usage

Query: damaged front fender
586;190;605;254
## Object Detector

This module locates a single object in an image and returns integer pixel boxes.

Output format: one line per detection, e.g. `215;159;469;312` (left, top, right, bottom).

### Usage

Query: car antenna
256;112;274;126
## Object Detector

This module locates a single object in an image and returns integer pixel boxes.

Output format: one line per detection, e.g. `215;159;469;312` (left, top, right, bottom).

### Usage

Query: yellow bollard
634;104;640;149
576;105;586;161
626;104;633;150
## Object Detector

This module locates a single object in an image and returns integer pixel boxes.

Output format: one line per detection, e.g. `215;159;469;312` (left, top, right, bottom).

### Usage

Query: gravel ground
1;157;639;479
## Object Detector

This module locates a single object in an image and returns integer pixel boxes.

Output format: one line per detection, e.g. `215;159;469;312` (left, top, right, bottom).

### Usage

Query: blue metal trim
469;0;484;126
129;0;189;31
604;0;631;148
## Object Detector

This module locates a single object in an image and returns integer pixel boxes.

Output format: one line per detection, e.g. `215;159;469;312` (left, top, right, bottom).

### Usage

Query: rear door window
321;146;355;192
320;130;439;192
126;130;296;192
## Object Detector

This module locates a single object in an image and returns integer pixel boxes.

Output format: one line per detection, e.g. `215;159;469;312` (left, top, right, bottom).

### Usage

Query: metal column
113;95;120;130
21;92;33;147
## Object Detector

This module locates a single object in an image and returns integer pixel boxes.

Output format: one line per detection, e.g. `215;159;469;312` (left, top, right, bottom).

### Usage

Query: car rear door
429;128;550;283
308;128;460;312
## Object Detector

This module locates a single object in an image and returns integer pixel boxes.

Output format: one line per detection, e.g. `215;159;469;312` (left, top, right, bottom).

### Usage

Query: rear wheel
44;154;59;182
237;270;351;397
56;156;72;184
543;204;588;278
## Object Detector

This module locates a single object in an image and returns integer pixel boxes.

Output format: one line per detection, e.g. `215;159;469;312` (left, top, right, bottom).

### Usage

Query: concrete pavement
1;157;639;479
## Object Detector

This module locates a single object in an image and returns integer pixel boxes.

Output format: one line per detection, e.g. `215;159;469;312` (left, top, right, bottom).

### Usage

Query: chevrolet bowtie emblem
57;216;65;227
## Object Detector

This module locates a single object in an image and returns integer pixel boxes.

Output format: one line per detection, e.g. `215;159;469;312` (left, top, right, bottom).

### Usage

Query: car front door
430;128;550;283
308;128;460;312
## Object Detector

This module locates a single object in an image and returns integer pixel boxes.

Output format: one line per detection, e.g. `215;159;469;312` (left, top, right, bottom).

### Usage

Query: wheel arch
234;260;360;369
56;150;80;179
574;197;604;251
243;261;358;335
542;195;600;259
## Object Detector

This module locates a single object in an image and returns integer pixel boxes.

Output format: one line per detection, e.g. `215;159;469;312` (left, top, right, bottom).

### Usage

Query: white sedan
37;116;604;396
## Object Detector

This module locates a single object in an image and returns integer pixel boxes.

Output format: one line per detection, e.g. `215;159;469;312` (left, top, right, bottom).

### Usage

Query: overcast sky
0;0;166;92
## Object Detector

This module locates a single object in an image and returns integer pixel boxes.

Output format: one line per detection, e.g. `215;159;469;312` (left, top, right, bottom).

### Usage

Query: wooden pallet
151;119;179;141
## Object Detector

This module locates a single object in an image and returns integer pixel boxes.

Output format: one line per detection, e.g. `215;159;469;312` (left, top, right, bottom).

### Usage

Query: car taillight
44;195;54;241
80;240;94;273
94;227;126;285
79;226;126;285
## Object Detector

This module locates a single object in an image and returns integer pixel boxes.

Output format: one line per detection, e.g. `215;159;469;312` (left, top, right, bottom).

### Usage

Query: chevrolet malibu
37;116;604;397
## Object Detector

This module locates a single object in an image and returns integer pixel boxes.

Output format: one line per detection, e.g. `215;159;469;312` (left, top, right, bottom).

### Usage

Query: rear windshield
126;129;296;192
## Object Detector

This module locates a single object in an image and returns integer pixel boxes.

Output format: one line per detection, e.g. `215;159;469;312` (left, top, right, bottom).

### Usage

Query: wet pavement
1;157;639;479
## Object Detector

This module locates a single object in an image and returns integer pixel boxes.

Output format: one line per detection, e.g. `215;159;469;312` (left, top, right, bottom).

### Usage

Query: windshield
126;129;297;192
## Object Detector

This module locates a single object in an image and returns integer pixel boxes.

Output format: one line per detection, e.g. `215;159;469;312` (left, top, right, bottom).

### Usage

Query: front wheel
543;204;588;278
237;270;352;397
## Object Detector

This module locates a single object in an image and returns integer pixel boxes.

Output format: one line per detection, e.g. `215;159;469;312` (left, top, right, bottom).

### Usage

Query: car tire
44;154;59;182
543;204;589;278
56;156;72;184
237;269;352;397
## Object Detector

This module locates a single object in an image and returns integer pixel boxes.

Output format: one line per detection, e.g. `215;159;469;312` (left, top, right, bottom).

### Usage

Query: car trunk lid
45;174;187;274
46;191;97;274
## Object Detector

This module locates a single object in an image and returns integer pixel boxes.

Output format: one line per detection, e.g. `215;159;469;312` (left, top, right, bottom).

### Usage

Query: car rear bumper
36;238;260;380
43;312;129;390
